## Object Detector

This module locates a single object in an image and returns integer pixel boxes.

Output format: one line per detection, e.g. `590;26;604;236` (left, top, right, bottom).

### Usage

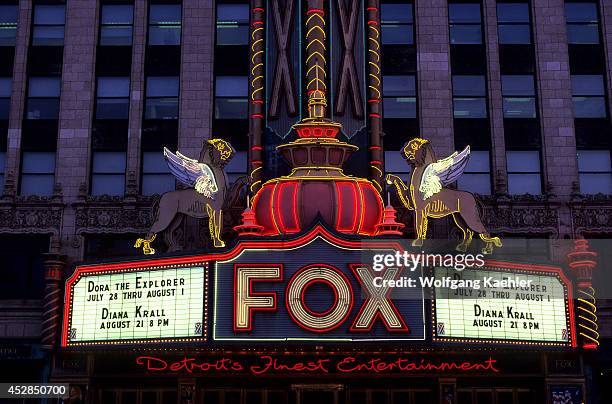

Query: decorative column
532;0;577;199
482;0;508;195
248;0;265;195
3;0;32;199
125;0;148;196
305;0;327;105
178;0;215;158
415;0;454;158
598;1;612;124
41;253;66;350
55;0;97;253
567;239;599;350
366;0;384;193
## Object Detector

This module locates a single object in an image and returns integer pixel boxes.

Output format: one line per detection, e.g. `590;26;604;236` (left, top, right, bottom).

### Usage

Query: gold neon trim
578;298;597;311
269;182;281;234
251;50;264;64
368;59;381;73
251;87;263;100
369;73;380;86
307;78;327;90
251;62;264;76
579;332;600;344
306;64;327;77
306;51;326;64
306;25;326;40
368;85;381;99
306;13;326;29
577;306;598;319
306;38;325;50
368;37;380;50
251;27;264;40
370;174;382;191
578;314;599;328
251;38;263;52
578;325;600;339
250;180;262;193
371;164;383;177
369;25;380;39
368;49;380;63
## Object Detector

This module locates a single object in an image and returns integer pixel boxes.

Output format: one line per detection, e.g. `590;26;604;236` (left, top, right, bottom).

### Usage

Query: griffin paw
455;242;468;252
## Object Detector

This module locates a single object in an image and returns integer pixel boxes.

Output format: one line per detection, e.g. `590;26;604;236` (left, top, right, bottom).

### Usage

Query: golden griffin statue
386;138;502;254
134;139;236;254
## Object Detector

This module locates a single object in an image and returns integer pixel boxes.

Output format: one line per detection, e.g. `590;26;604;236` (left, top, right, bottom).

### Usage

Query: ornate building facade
0;0;612;402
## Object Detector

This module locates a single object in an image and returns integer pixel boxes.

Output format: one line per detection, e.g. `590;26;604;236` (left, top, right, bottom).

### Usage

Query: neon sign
62;226;576;349
63;264;207;347
213;227;426;342
231;263;411;335
433;261;576;347
135;355;500;375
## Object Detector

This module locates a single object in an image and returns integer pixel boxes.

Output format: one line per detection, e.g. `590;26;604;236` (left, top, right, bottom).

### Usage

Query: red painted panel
275;181;301;233
253;184;277;235
359;183;383;236
300;182;335;230
335;181;358;233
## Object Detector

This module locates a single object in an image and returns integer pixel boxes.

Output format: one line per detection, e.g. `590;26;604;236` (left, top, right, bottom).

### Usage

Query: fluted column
248;0;265;195
532;0;577;199
55;0;97;249
415;0;454;157
366;0;384;193
126;0;148;195
3;0;32;198
178;0;215;158
41;253;66;350
305;0;327;102
483;0;508;195
599;0;612;119
567;239;599;350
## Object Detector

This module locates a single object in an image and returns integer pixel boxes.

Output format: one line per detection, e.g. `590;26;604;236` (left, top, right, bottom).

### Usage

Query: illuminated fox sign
213;226;426;342
233;263;409;333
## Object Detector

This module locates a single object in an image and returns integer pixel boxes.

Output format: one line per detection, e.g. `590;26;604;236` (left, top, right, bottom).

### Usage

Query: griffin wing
419;146;471;200
163;147;218;198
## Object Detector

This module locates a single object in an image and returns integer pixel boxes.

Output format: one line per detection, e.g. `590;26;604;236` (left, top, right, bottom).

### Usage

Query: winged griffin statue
386;138;502;254
134;139;236;254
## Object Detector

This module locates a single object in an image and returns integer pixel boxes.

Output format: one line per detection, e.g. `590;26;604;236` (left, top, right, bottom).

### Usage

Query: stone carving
75;204;153;233
483;206;559;233
0;207;62;231
572;206;612;235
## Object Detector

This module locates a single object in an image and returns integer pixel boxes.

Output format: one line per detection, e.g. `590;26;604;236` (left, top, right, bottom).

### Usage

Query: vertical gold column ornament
366;0;384;192
305;0;328;118
568;239;599;349
248;0;266;195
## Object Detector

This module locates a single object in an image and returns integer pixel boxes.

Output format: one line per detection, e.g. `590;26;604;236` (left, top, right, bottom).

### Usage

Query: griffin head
402;138;429;164
207;138;235;165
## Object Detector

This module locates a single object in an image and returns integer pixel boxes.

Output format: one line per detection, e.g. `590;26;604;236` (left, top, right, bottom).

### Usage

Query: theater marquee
61;227;576;349
432;261;576;347
61;226;427;348
62;264;208;347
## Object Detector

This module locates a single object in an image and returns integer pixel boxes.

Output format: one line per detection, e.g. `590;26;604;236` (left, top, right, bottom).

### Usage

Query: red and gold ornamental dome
249;91;384;237
243;1;385;237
